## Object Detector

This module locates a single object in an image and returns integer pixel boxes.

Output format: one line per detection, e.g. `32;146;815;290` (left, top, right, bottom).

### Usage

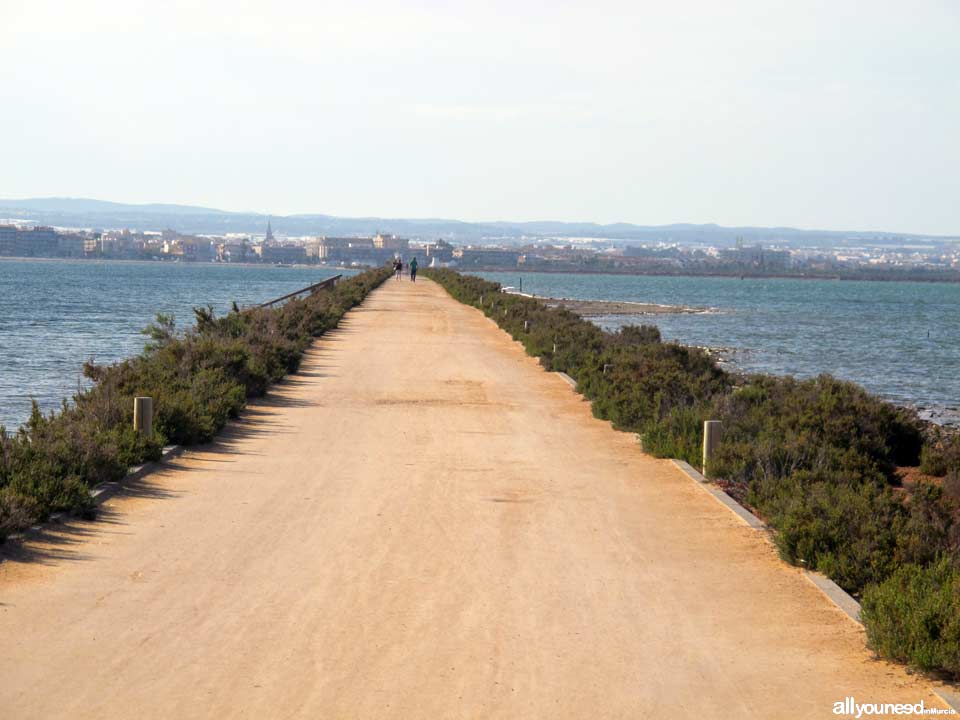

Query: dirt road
0;278;948;718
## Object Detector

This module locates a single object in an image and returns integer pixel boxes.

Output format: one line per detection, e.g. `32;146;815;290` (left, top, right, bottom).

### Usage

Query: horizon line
1;195;958;240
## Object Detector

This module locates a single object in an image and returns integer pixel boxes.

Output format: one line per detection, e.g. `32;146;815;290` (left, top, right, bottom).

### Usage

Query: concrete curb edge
4;444;185;547
671;459;765;529
670;462;872;626
935;689;960;713
801;570;863;625
670;462;869;624
88;444;186;506
670;462;960;711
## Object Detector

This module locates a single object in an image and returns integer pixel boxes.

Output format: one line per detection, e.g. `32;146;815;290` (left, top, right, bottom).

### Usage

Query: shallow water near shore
473;271;960;426
0;259;354;430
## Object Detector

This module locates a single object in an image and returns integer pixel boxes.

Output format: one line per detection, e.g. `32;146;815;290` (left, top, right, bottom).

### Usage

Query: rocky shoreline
532;295;705;316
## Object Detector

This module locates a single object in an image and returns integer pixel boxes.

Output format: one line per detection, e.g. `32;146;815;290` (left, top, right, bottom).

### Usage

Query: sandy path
0;278;947;719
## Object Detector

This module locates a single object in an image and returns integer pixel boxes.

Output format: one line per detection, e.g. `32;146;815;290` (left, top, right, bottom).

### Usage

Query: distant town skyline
2;1;958;235
3;209;959;283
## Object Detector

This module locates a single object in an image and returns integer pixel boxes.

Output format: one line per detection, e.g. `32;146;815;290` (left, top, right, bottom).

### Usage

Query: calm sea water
2;261;958;431
473;271;960;426
0;259;354;430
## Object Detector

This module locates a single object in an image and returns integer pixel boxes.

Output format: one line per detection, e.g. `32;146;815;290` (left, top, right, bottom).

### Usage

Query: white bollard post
134;397;154;440
524;320;529;332
702;420;721;476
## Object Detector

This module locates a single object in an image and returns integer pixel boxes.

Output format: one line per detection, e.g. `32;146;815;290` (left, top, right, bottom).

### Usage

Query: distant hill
0;197;956;247
0;197;232;216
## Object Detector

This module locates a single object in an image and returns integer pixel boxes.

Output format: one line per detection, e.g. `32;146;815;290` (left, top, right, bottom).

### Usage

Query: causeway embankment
0;277;951;718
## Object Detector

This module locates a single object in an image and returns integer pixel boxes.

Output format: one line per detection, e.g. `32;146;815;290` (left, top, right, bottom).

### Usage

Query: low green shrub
757;474;900;591
0;487;39;537
578;342;729;434
0;267;391;539
946;471;960;506
861;557;960;676
641;405;709;467
920;433;960;477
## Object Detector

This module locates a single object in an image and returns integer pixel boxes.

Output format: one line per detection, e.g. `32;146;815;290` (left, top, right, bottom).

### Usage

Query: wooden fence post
702;420;721;476
134;397;154;440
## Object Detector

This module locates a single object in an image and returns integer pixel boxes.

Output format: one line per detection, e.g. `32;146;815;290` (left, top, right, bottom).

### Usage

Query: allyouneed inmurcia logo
833;697;957;717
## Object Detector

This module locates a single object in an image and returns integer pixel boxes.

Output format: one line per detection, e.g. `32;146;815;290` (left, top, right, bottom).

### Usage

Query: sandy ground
0;278;950;719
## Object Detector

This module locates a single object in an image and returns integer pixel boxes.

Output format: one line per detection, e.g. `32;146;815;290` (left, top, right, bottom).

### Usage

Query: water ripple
0;259;353;430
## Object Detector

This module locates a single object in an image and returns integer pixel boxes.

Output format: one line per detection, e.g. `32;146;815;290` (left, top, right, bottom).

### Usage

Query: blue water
1;261;957;431
0;259;354;430
473;272;960;425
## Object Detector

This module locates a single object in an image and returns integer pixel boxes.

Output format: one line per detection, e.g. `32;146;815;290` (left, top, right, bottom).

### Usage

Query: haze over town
2;1;958;235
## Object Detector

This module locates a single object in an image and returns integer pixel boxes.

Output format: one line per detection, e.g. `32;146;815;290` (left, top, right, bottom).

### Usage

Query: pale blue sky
2;0;958;234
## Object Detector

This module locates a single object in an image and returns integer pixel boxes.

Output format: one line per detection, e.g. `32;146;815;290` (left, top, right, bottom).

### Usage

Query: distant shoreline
2;256;959;284
0;256;361;273
465;266;960;284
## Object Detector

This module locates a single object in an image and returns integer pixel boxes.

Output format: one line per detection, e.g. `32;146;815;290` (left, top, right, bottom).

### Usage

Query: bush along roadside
424;267;960;679
0;266;392;540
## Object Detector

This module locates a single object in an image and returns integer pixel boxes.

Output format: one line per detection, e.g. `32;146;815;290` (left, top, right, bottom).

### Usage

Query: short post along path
0;278;948;718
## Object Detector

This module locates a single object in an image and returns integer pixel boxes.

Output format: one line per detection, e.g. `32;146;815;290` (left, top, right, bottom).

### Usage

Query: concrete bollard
524;320;529;332
479;295;483;305
702;420;721;476
134;396;154;440
553;342;557;353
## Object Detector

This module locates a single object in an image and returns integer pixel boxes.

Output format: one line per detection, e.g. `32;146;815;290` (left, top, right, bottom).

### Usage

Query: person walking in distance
409;256;418;282
393;257;402;280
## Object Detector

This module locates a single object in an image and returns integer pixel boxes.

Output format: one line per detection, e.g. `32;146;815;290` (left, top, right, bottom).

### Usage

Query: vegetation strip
672;459;869;630
0;267;392;541
425;267;960;681
6;444;185;544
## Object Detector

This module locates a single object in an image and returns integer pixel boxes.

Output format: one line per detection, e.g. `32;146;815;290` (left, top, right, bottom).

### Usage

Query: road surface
0;278;948;718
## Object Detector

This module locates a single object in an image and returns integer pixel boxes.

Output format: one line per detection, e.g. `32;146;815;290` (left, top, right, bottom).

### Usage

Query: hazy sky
2;1;958;234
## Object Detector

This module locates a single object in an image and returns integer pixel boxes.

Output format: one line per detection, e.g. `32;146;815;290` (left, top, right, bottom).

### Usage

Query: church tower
265;220;275;243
